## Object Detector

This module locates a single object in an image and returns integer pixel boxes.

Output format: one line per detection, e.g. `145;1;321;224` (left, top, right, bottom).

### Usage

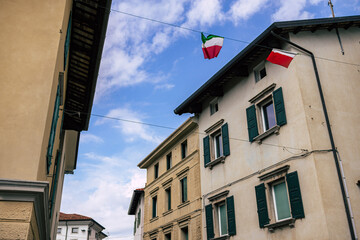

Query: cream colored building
0;0;111;239
138;118;202;240
175;16;360;240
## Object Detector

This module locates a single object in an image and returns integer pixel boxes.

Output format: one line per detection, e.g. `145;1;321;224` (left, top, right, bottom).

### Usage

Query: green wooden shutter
205;204;214;240
203;136;211;166
226;196;236;236
222;123;230;156
246;105;259;142
255;183;269;228
47;85;61;173
273;87;287;126
286;171;305;219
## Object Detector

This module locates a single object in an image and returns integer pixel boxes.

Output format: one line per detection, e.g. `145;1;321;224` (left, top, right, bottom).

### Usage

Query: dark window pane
260;67;267;79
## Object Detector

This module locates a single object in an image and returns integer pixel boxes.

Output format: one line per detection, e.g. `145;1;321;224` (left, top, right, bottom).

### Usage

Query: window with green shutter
203;122;230;168
226;196;236;236
255;170;305;230
47;84;61;173
246;87;286;142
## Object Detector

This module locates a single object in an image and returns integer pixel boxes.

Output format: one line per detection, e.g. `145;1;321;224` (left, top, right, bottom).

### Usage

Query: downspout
65;221;68;240
270;31;356;240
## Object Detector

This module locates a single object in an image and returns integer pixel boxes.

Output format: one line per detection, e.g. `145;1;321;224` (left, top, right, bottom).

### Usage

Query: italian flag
201;33;224;59
266;49;297;68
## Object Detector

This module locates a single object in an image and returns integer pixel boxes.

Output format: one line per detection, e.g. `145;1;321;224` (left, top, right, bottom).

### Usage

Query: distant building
0;0;111;239
128;188;145;240
57;213;107;240
175;16;360;240
138;117;202;240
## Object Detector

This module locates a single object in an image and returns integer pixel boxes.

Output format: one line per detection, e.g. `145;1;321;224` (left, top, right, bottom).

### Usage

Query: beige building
175;16;360;240
0;0;111;239
138;118;202;240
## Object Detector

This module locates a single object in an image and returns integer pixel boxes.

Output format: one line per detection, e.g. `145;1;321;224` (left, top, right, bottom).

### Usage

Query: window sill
177;200;190;209
150;216;159;223
253;125;280;143
264;218;295;232
162;209;173;216
205;156;226;169
211;235;229;240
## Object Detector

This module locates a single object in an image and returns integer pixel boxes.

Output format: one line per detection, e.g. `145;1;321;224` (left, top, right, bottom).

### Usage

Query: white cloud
80;133;104;144
271;0;315;21
95;107;163;144
184;0;225;28
154;83;175;90
228;0;269;23
61;152;146;239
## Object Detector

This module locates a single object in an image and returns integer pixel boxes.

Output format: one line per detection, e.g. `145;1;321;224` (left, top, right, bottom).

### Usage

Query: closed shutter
246;105;259;142
273;87;287;126
226;196;236;236
222;123;230;156
255;183;269;228
203;136;211;166
286;171;305;219
205;204;214;240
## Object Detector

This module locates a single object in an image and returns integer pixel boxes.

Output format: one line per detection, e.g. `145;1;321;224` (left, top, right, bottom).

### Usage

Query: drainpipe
270;31;356;240
65;221;68;240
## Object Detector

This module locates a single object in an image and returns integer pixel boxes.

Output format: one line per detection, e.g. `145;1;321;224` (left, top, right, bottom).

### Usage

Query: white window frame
57;228;62;234
254;61;267;82
259;97;276;132
217;201;228;236
271;179;292;222
210;98;219;115
212;130;223;159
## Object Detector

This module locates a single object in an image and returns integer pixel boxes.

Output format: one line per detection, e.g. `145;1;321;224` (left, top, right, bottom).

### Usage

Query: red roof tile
59;212;92;221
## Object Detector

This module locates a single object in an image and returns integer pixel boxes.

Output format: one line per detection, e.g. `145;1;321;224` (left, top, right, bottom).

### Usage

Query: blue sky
60;0;359;238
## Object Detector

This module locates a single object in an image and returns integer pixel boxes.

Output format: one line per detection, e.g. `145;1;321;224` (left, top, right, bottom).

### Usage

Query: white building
128;188;144;240
57;213;107;240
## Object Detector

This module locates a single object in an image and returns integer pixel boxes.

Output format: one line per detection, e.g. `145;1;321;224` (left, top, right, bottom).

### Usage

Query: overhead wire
85;0;360;67
63;109;307;153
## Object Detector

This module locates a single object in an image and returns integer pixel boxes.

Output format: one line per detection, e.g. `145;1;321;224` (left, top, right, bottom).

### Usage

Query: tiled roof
59;212;92;221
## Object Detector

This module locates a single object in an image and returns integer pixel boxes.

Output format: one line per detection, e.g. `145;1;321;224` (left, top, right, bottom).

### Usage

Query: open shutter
273;87;287;126
255;183;269;228
246;105;259;142
64;11;72;69
226;196;236;236
286;171;305;219
222;123;230;156
203;136;211;166
205;204;214;240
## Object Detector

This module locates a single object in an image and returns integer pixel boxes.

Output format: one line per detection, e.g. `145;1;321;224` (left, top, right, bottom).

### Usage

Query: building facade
128;188;145;240
138;118;202;240
57;213;107;240
0;0;111;239
175;16;360;240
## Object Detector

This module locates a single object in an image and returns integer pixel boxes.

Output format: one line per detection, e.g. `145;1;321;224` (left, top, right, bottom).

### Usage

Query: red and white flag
201;33;224;59
266;49;297;68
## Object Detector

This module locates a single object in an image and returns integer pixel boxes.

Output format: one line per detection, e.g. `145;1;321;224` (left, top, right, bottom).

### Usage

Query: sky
60;0;359;239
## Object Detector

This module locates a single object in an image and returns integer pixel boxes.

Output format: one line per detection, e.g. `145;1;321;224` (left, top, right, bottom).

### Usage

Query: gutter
270;31;357;240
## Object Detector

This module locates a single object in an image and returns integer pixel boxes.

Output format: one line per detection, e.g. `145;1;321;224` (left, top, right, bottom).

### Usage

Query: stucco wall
198;27;359;239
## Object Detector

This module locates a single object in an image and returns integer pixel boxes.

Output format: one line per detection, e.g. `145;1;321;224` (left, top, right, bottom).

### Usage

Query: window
165;233;171;240
246;87;286;142
205;196;236;239
165;188;171;210
181;140;187;159
137;209;141;227
254;62;267;82
72;227;79;233
181;227;188;240
166;153;172;170
210;98;219;115
154;163;159;179
203;123;230;168
180;177;187;203
217;202;228;236
57;228;61;234
255;171;305;229
152;196;157;218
